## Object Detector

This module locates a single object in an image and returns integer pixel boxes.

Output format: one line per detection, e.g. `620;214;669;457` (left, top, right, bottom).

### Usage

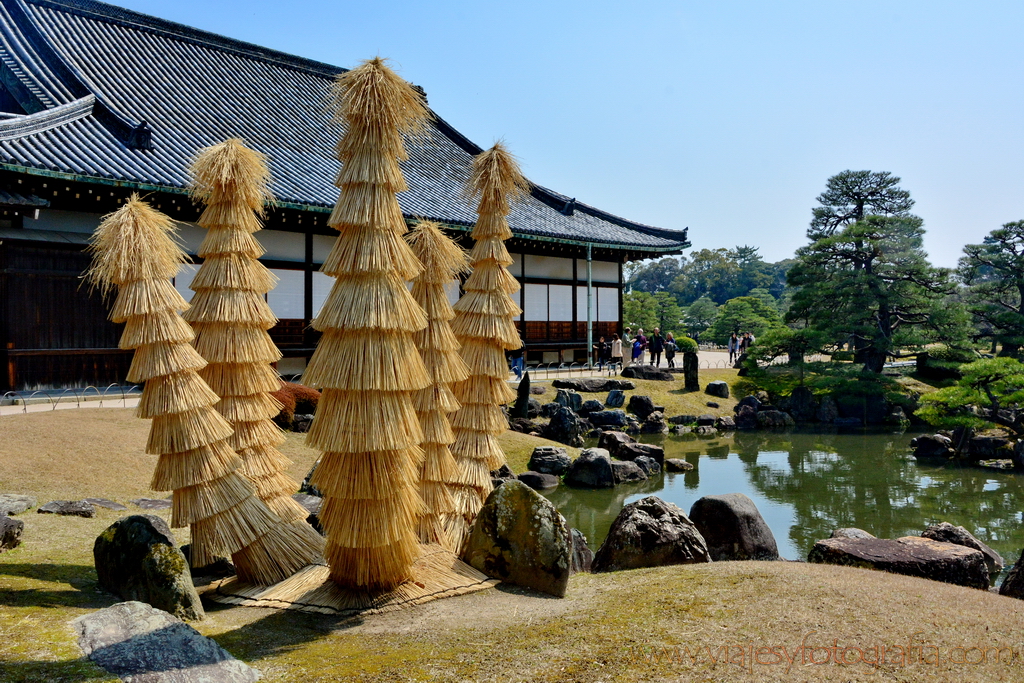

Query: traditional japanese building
0;0;688;392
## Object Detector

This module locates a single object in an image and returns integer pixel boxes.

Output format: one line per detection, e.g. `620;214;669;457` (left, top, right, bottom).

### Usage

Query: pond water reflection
541;429;1024;575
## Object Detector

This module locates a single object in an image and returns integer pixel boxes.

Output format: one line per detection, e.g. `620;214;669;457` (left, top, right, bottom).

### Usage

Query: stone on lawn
564;448;615;489
542;405;587;447
555;388;583;413
705;381;730;398
668;414;697;425
528;446;572;476
517;471;560;490
588;409;628;427
606;389;626;408
921;522;1003;578
463;481;572;597
579;399;604;415
84;498;128;511
1;515;24;551
553;378;635;392
73;601;258;682
612;460;648;484
38;500;95;518
807;536;989;589
597;430;634;457
664;458;693;472
592;496;711;572
621;365;674;381
641;411;668;434
627;395;656;420
689;493;780;561
0;494;36;516
94;515;203;621
695;414;716;427
130;498;172;511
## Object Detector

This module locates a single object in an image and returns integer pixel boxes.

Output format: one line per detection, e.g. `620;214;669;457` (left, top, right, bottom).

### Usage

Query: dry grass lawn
3;408;1024;682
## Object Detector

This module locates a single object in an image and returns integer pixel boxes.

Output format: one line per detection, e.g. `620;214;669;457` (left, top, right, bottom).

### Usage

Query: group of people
727;331;756;363
592;327;679;369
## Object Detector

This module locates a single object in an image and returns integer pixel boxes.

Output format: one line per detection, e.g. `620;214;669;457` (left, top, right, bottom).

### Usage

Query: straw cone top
331;57;430;152
86;195;186;297
406;220;470;284
189;138;274;213
467;142;529;227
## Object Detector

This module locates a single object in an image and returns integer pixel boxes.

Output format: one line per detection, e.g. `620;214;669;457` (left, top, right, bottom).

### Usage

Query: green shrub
831;350;854;362
926;344;976;364
676;336;698;353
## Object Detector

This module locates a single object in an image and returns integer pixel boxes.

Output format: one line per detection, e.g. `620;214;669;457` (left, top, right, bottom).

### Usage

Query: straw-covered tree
448;143;527;543
185;139;325;579
303;58;432;590
405;220;470;551
86;195;283;581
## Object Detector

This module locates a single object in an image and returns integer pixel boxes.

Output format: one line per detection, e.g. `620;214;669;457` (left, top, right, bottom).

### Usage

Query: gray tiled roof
0;0;689;251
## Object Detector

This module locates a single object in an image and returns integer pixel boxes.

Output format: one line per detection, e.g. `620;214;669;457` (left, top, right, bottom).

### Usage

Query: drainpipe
587;243;593;370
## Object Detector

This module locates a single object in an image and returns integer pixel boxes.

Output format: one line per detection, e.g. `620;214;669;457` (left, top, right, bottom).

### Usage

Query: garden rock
921;522;1003;577
291;493;322;515
39;500;95;518
588;409;628;427
73;601;258;682
491;464;517;490
130;498;172;511
621;365;674;381
569;528;593;573
615;442;665;464
540;401;560;418
555;388;582;413
592;496;711;572
816;396;839;423
553;378;635;392
695;414;716;426
1;515;23;551
968;436;1012;461
625;418;642;434
463;480;572;597
668;414;697;425
641;411;668;434
634;455;661;476
606;389;625;407
706;401;719;408
612;460;648;484
834;417;862;427
689;493;780;561
627;395;656;420
517;471;560;490
1000;551;1024;599
665;458;694;472
528;446;572;476
530;385;547;395
716;416;736;430
911;434;954;461
683;351;699;391
1014;441;1024;471
292;414;314;433
564;448;615;489
597;430;635;457
808;536;989;589
735;395;761;413
705;381;730;399
757;410;795;430
94;515;203;621
579;399;604;414
84;498;128;511
543;405;587;447
527;398;542;418
786;386;818;422
0;494;35;516
831;528;875;539
694;425;718;435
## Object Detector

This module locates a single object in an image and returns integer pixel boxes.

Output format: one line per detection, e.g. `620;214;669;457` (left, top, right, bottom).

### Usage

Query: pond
541;429;1024;579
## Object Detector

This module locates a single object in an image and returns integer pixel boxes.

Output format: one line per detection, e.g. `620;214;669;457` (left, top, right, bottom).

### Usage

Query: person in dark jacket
593;337;610;369
664;332;678;369
648;328;665;367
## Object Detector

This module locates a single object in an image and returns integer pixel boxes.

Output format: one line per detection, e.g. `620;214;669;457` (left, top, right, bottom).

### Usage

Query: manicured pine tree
303;58;432;589
86;195;284;581
185;139;325;581
448;143;527;546
405;220;470;551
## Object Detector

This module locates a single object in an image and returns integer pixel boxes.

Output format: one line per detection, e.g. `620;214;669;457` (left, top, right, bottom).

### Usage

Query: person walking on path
635;328;648;365
649;328;665;367
621;327;633;367
610;333;623;369
664;332;678;369
728;332;739;363
593;336;610;369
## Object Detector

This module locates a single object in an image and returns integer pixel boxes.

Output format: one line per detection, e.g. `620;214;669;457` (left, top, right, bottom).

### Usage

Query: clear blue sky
113;0;1023;267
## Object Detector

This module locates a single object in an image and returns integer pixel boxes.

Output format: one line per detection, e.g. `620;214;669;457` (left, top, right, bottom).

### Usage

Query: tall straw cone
303;57;432;590
86;195;285;574
186;139;325;585
405;220;470;551
448;143;527;550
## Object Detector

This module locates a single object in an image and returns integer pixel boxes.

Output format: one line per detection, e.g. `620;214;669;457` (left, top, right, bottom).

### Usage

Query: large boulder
682;351;699;391
463;481;572;597
592;497;711;572
569;529;593;574
579;399;604;414
921;522;1003;578
615;442;665;465
785;386;818;422
831;528;875;539
816;396;839;423
611;460;648;484
621;365;674;381
517;471;560;490
910;434;954;461
807;536;989;589
689;493;779;561
1;515;23;551
633;456;661;476
564;448;615;489
664;458;694;472
94;515;203;621
705;381;730;399
588;409;628;427
716;416;736;430
734;407;758;430
542;405;587;447
668;414;698;425
1000;551;1024;599
0;494;36;516
38;500;95;517
605;390;626;408
512;373;531;419
555;388;583;413
641;411;668;434
968;436;1013;461
756;410;795;430
627;395;657;420
73;601;258;682
528;446;572;476
527;397;542;419
553;378;635;392
734;395;761;413
597;430;635;457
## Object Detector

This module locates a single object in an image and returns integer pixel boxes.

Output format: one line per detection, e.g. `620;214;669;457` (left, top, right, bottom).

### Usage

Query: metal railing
1;383;141;414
